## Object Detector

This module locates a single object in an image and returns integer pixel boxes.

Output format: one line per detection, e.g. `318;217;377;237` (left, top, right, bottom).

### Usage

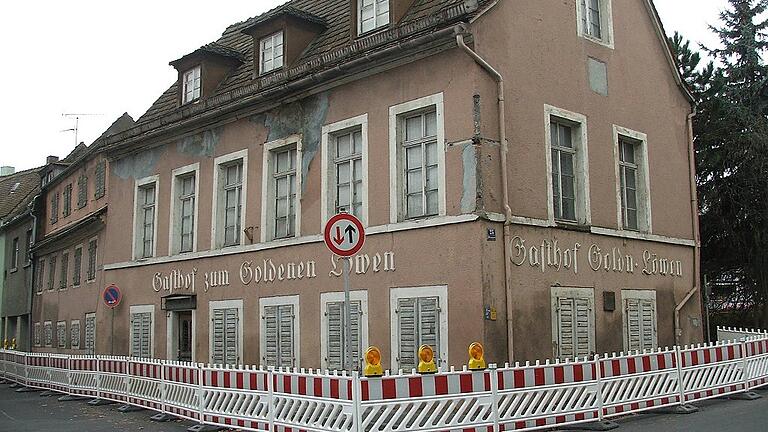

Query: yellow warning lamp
2;339;6;349
10;338;16;350
417;344;438;374
468;342;487;371
364;346;384;377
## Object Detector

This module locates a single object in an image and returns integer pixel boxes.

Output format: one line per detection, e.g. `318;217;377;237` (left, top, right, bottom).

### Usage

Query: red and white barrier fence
0;327;766;432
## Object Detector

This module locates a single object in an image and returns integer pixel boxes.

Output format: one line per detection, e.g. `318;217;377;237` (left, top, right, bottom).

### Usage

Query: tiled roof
136;0;483;126
0;168;41;224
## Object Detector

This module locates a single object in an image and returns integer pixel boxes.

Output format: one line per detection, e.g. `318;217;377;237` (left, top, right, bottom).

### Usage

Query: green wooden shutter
326;301;363;371
397;298;418;371
556;296;593;358
212;309;226;364
263;306;279;367
278;304;295;368
131;312;152;358
85;314;96;354
418;297;440;365
326;302;343;370
225;308;239;365
626;298;657;352
70;321;80;349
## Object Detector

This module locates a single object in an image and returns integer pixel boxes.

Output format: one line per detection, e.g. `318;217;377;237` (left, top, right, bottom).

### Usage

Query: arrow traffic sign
324;212;365;257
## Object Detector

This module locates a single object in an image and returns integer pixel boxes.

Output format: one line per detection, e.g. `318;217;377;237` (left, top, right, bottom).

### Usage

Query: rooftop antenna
61;113;103;146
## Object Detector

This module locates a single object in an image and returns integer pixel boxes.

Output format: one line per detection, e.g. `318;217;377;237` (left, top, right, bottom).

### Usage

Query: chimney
0;166;14;177
46;156;59;164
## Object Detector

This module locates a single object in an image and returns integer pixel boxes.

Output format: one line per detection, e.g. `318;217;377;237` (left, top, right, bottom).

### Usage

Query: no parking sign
103;284;122;309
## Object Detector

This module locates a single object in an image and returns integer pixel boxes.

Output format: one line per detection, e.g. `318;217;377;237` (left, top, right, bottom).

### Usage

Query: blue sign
103;284;122;309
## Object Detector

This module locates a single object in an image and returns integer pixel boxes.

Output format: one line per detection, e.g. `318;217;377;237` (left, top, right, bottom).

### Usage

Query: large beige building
30;0;702;370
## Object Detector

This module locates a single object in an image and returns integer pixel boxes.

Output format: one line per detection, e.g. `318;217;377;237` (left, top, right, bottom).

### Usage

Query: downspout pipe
676;109;700;346
456;30;515;361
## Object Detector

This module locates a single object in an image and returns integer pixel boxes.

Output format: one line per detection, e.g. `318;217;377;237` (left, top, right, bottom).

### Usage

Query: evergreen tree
671;0;768;326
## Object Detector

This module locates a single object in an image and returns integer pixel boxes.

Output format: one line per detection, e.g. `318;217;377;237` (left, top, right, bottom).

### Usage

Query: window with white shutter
260;296;299;368
85;313;96;354
390;286;448;371
321;291;368;371
551;287;595;359
70;320;81;350
210;300;242;365
44;321;53;347
34;322;41;347
130;306;154;358
57;321;67;349
622;290;658;352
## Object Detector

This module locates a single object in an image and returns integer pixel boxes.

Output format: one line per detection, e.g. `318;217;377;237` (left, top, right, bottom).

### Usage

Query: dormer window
182;66;201;104
359;0;389;35
260;32;284;74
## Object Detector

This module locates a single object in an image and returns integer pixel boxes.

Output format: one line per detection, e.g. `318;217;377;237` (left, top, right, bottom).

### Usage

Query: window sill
554;221;592;233
580;34;614;50
9;268;18;274
356;25;389;39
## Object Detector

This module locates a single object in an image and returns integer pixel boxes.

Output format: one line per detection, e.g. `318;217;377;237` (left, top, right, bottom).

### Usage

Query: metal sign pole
343;257;353;374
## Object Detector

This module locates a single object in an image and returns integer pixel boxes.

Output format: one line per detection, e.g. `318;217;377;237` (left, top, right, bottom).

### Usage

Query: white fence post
741;339;750;392
197;363;204;424
66;355;72;394
489;364;501;432
594;355;605;421
160;360;167;417
267;367;275;432
351;371;363;432
96;355;101;400
675;346;685;405
125;358;131;401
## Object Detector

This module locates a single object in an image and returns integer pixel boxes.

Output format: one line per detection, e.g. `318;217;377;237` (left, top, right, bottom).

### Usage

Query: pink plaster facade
31;0;702;367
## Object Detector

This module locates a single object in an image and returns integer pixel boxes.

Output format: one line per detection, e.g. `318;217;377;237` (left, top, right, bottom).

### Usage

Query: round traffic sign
323;213;365;257
103;284;122;309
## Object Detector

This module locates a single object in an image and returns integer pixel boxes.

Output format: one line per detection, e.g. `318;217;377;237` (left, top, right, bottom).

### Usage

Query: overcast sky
0;0;729;171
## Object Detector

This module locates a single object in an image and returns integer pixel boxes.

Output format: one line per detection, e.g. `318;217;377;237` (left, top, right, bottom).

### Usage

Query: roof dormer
170;43;244;106
241;6;326;78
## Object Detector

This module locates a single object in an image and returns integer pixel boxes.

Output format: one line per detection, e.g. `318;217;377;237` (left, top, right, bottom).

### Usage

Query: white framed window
613;126;651;232
576;0;614;48
84;313;96;354
390;286;448;371
209;299;243;365
551;287;595;359
72;245;83;287
261;137;302;242
389;93;446;223
622;290;657;352
321;114;369;227
212;150;248;249
70;320;81;350
57;321;67;349
44;321;53;347
34;322;41;347
87;237;98;282
260;31;284;74
133;176;159;259
169;163;200;254
358;0;390;35
320;291;369;371
545;105;591;225
10;237;19;272
130;305;154;358
259;295;300;368
182;65;201;104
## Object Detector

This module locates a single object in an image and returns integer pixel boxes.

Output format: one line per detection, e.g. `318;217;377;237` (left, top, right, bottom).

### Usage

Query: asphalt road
0;384;191;432
0;383;766;432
